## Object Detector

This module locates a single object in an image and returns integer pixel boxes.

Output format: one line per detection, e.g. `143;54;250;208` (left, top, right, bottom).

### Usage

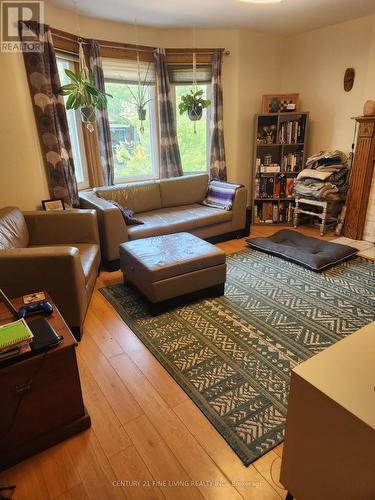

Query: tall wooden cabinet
343;116;375;239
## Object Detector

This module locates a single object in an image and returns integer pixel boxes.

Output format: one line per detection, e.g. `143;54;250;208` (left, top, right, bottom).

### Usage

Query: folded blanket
297;169;333;181
202;180;243;210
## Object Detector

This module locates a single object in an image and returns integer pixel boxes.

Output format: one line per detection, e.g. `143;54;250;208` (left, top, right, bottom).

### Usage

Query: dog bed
246;229;358;271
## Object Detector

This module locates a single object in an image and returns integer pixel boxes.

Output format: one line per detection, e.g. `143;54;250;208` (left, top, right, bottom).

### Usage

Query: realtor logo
1;1;44;52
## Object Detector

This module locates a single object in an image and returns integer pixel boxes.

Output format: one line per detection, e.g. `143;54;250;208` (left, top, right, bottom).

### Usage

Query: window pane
176;85;209;173
56;59;88;186
105;81;157;180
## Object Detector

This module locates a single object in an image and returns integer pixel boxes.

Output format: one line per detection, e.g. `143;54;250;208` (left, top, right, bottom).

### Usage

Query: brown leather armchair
0;207;101;340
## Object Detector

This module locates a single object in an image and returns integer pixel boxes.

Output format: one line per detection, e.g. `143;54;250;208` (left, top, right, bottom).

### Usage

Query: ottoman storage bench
119;232;226;307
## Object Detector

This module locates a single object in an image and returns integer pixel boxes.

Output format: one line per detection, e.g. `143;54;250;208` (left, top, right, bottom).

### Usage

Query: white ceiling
50;0;375;35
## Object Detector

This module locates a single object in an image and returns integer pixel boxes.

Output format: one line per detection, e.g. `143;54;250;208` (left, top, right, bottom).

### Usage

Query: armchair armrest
79;191;128;262
24;209;99;246
0;247;87;327
231;186;248;232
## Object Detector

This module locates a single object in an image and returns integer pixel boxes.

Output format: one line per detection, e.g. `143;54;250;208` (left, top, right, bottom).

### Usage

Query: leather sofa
80;173;248;267
0;207;101;340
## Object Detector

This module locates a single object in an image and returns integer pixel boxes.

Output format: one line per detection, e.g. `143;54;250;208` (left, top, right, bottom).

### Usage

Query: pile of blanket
293;150;349;201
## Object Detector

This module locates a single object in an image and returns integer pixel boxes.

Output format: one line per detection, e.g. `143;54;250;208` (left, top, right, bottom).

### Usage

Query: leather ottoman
119;232;226;306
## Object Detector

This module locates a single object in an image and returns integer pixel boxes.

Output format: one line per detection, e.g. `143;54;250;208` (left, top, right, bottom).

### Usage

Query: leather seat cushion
120;232;226;282
30;243;100;283
127;204;232;240
0;207;29;249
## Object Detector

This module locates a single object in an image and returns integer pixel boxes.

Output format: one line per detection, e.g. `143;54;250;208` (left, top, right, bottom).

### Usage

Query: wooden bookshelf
251;112;309;225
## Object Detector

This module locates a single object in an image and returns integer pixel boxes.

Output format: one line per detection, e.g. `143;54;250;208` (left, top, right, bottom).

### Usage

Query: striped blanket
202;180;243;210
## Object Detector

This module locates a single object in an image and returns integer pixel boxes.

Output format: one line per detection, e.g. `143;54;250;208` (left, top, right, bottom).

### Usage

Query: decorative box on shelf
252;112;309;225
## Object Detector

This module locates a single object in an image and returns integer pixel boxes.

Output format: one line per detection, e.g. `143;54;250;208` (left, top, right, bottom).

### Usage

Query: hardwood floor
0;225;335;500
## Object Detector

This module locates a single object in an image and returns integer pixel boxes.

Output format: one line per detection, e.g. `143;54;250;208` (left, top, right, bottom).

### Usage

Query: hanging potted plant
58;68;111;131
179;89;211;122
126;58;152;133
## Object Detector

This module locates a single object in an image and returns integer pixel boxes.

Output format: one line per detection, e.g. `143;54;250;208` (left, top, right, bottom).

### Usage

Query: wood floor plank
0;458;50;500
174;399;281;500
110;446;165;500
78;335;143;425
110;355;243;500
128;348;188;408
55;483;90;500
252;451;285;498
84;311;124;359
77;355;131;458
65;430;125;500
125;414;203;500
33;442;81;499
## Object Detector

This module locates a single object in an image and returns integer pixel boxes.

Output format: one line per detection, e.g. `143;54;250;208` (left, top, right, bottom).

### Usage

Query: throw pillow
202;180;243;211
109;201;144;226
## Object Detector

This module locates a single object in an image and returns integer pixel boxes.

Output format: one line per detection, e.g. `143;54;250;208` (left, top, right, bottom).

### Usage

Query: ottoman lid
120;232;226;282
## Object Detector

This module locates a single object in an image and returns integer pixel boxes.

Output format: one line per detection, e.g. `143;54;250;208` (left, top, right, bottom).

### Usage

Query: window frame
171;83;211;176
56;56;90;190
104;70;160;184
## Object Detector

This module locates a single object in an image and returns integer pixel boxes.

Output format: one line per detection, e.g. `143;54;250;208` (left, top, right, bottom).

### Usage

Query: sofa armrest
0;247;87;326
79;191;128;262
231;186;248;231
24;209;99;246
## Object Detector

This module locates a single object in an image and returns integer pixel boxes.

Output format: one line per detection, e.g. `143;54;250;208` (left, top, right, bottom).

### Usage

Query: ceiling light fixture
240;0;282;4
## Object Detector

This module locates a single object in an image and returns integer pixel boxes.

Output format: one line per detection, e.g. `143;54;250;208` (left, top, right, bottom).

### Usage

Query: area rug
99;250;375;466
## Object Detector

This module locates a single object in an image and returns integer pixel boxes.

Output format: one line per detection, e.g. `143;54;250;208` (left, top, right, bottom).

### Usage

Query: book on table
0;318;34;359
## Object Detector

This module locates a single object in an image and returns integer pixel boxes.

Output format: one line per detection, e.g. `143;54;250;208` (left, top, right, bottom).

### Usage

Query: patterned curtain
19;21;79;207
88;40;114;186
210;49;227;181
154;48;183;178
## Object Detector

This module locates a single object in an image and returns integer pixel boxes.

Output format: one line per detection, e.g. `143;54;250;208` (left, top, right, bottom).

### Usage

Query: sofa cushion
94;180;161;213
127;204;232;240
0;207;29;249
160;174;209;208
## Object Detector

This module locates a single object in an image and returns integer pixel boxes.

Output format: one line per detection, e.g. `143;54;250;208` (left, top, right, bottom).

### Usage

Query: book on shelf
259;176;275;198
285;178;295;198
278;118;305;145
260;164;280;173
262;202;274;223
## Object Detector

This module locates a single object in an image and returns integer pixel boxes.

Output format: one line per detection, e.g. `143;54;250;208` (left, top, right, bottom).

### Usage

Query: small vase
188;106;203;121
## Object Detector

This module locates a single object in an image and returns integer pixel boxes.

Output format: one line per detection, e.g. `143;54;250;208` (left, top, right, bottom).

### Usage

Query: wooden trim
343;116;375;239
51;27;223;63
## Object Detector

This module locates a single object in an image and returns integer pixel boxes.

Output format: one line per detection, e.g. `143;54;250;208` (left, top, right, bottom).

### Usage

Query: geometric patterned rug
99;249;375;466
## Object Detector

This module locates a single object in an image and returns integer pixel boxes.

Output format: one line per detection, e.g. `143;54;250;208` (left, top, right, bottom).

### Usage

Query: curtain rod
51;32;230;55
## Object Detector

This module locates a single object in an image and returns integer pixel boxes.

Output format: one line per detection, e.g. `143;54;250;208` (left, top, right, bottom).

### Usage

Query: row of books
255;175;295;199
254;201;295;224
281;151;304;172
0;318;33;361
278;120;305;144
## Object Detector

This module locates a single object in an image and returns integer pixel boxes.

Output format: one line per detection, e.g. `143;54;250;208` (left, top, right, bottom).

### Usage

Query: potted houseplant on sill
179;89;211;122
58;69;112;132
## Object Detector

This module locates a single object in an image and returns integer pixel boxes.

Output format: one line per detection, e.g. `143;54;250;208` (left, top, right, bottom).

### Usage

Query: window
169;64;212;175
56;57;89;189
174;84;211;175
103;58;158;182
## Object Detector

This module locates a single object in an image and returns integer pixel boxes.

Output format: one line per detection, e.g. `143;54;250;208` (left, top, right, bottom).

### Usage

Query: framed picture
262;93;299;114
41;198;65;211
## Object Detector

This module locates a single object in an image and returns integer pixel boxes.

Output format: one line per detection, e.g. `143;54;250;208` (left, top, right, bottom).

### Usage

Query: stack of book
279;119;305;144
0;318;34;361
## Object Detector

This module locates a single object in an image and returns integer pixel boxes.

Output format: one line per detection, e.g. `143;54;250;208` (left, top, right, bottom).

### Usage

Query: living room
0;0;374;499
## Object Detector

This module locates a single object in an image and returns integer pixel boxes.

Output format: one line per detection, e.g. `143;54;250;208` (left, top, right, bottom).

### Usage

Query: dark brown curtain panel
210;49;227;181
19;21;79;207
88;40;115;186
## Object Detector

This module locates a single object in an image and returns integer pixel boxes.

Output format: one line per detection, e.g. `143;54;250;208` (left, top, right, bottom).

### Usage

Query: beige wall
1;4;375;211
281;15;375;156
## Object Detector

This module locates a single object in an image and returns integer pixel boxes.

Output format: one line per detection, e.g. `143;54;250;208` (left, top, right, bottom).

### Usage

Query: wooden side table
0;295;91;471
280;321;375;500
